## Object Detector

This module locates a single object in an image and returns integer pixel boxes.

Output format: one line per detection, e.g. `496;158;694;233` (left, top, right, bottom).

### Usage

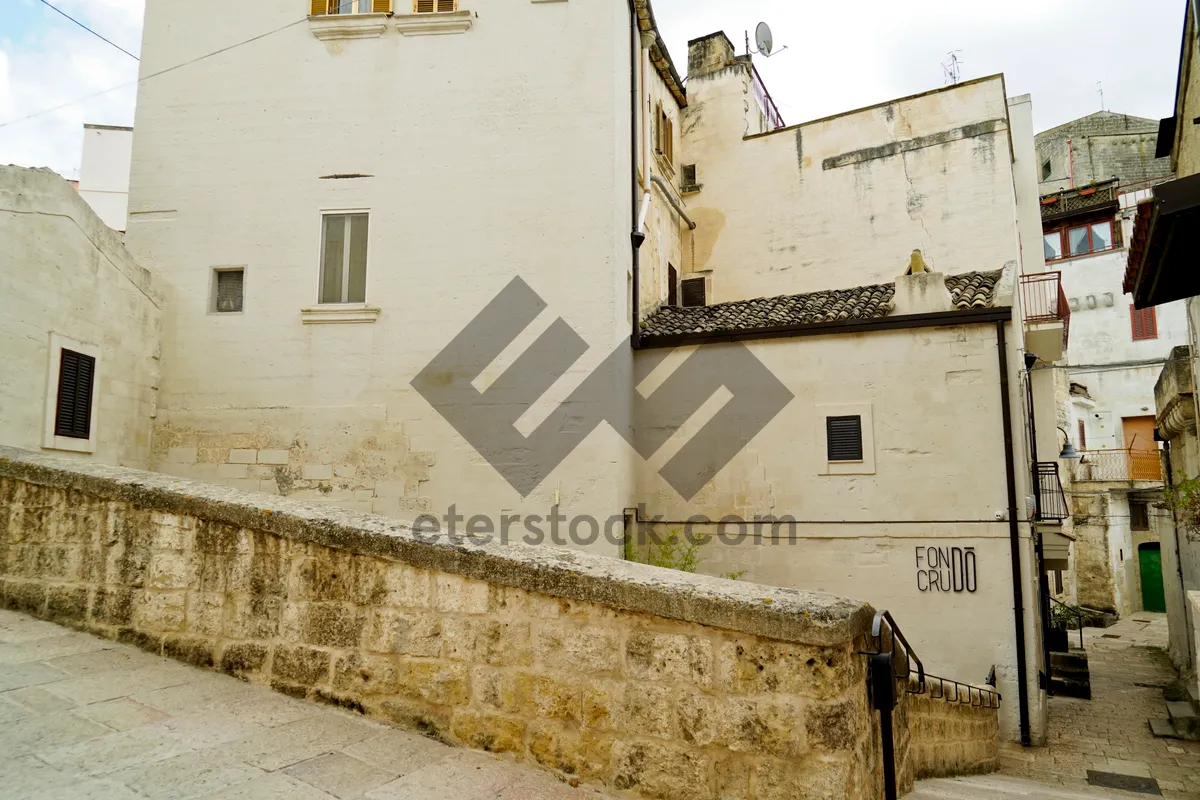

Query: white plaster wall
78;125;133;232
638;55;685;317
681;75;1021;302
634;321;1045;741
0;166;160;468
125;1;650;554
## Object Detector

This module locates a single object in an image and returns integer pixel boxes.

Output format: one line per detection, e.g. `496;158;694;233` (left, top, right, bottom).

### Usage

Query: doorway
1137;543;1166;613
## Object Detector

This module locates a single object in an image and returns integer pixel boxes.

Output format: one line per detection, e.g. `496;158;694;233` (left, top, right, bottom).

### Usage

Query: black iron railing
1034;462;1069;521
1049;596;1086;651
860;610;1001;800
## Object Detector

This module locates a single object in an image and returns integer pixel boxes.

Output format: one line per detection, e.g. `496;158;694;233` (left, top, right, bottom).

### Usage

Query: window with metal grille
54;349;95;440
319;213;369;304
826;415;863;462
1130;501;1149;531
214;269;244;313
681;277;706;307
681;164;697;189
414;0;456;11
1130;305;1158;341
668;265;678;307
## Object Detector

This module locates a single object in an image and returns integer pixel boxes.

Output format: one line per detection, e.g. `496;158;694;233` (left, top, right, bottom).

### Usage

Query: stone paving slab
0;609;616;800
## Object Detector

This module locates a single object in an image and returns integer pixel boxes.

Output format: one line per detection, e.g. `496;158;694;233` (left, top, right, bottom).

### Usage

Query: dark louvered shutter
668;265;678;307
54;349;96;439
681;277;706;308
826;415;862;462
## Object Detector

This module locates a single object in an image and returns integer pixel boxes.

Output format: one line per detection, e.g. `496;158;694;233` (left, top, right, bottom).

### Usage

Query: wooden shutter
437;0;456;9
668;265;678;307
681;277;706;307
1077;419;1087;450
310;0;328;15
415;0;454;10
54;349;96;440
372;0;392;11
826;416;863;462
1131;305;1158;341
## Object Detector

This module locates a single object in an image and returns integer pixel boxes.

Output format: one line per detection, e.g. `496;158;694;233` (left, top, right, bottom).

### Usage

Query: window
1130;501;1149;531
655;103;674;165
1043;231;1063;261
668;265;678;307
54;349;96;440
310;0;391;14
1041;158;1052;181
826;416;863;462
319;213;369;304
681;277;706;307
414;0;456;11
681;164;698;190
1077;419;1087;451
212;268;244;313
1130;305;1158;341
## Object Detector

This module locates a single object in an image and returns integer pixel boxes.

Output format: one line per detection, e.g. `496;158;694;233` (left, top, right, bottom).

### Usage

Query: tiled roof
641;271;1001;340
945;270;1003;309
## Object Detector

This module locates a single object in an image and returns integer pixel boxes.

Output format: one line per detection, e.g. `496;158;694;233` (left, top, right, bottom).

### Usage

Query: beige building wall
78;124;133;232
125;2;690;555
0;166;161;469
681;68;1020;303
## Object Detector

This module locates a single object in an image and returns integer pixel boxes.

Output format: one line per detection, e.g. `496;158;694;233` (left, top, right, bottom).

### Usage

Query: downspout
628;0;646;348
1024;357;1052;704
1067;138;1075;188
997;320;1033;745
1163;440;1197;670
650;174;697;230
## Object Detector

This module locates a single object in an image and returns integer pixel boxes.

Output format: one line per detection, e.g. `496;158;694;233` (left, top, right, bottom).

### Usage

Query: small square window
319;213;369;304
682;164;697;189
1131;305;1158;341
1130;501;1149;531
1041;159;1052;181
1043;231;1063;261
826;415;863;462
212;268;244;313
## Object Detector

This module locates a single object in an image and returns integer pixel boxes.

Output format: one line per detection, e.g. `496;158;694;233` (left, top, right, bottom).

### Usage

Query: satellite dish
755;22;773;56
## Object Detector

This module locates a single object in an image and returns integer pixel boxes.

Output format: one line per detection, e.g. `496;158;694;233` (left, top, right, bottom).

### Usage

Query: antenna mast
942;50;963;85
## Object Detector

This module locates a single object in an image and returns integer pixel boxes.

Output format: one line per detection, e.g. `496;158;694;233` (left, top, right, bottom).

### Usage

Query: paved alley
0;609;613;800
956;614;1200;798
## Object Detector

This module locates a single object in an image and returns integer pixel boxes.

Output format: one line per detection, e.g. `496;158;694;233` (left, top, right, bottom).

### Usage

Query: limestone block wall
906;678;1000;779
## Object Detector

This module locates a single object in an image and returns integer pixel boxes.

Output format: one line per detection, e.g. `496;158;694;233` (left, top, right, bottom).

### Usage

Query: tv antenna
746;22;787;58
942;50;963;85
1096;81;1105;111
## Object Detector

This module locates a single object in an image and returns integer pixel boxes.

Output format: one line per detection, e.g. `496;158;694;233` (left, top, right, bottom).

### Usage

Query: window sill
681;184;703;196
43;437;96;455
308;13;390;41
301;304;381;324
394;10;472;35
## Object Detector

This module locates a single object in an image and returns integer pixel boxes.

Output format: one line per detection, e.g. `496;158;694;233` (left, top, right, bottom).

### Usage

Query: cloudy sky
0;0;1188;179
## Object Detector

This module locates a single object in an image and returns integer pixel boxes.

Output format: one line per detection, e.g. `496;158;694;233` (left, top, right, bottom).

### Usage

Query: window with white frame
310;0;389;14
42;333;100;454
319;212;369;304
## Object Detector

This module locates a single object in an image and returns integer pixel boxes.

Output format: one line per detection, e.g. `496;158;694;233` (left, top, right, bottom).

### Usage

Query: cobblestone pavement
995;613;1200;799
0;609;614;800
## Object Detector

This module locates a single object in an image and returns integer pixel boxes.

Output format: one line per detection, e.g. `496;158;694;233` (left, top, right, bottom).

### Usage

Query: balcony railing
750;64;785;131
1071;449;1163;482
1034;462;1069;521
1019;271;1070;349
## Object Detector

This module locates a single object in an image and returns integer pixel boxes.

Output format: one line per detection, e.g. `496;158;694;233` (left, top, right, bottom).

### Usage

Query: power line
37;0;139;61
0;15;308;130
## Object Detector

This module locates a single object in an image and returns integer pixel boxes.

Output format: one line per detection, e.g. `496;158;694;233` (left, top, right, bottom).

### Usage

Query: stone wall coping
0;446;874;646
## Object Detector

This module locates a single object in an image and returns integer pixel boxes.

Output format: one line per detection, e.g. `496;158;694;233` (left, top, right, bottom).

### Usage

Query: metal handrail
860;610;1000;799
1049;596;1086;651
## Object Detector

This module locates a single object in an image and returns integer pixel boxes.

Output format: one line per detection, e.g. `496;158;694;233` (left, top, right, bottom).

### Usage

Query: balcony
1020;271;1070;362
1070;449;1163;483
751;64;785;132
1034;462;1069;522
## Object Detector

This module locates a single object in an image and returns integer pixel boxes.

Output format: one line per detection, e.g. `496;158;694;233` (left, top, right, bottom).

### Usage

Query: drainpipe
649;174;697;231
627;0;645;348
1024;356;1053;704
1163;440;1197;671
997;321;1033;746
1067;138;1075;188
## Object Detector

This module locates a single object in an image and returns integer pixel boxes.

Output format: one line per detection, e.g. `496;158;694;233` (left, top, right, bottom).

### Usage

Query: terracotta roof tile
640;271;1001;340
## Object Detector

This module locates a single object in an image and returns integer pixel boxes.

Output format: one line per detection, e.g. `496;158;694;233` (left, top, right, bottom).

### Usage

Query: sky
0;0;1189;179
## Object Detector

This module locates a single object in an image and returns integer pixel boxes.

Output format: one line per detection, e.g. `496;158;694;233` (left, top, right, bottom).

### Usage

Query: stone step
1189;683;1199;705
910;774;1128;799
1050;677;1091;700
1166;700;1199;735
1049;651;1088;671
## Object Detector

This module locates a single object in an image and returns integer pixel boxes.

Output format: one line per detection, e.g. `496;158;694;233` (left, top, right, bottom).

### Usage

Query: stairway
1049;648;1092;700
910;774;1135;798
1149;682;1200;740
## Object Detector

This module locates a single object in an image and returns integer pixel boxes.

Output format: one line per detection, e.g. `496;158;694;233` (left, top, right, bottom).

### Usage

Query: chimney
688;32;736;80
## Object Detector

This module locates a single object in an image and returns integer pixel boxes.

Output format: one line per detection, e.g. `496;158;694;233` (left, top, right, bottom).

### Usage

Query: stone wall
0;446;889;799
906;678;1000;779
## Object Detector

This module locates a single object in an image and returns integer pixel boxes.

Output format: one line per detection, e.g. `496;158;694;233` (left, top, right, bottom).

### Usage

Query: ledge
300;304;381;324
394;10;472;35
0;445;874;647
308;13;390;41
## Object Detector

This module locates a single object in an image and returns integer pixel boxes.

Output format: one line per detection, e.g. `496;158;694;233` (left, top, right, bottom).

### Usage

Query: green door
1138;544;1166;613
